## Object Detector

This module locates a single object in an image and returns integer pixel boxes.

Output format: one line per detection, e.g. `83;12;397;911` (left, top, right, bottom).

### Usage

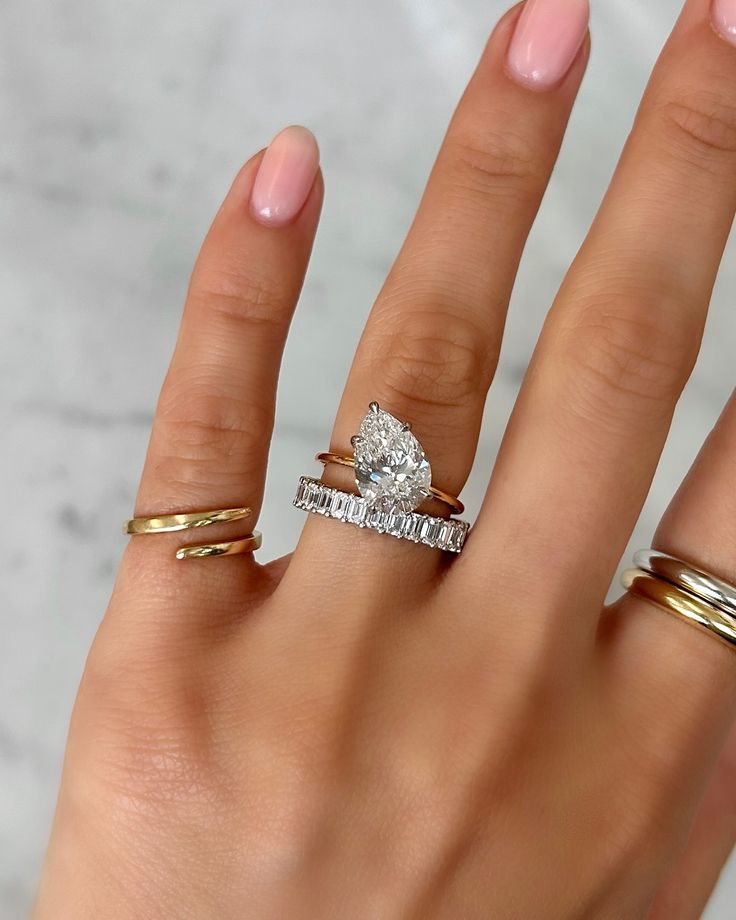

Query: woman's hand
35;1;736;917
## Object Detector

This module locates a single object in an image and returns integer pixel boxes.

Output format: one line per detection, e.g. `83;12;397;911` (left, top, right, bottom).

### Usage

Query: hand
35;1;736;917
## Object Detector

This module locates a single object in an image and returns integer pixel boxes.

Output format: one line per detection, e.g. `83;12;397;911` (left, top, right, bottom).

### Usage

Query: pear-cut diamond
353;405;431;513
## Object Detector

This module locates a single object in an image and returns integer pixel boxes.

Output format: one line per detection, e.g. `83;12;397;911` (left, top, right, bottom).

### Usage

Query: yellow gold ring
123;506;259;560
176;532;262;560
622;568;736;650
316;453;464;514
123;507;252;535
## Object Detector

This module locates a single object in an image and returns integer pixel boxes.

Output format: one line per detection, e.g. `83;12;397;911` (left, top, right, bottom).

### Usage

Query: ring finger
297;0;590;570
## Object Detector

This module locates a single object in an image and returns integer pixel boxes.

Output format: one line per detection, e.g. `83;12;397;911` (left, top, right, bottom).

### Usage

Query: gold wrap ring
123;506;260;560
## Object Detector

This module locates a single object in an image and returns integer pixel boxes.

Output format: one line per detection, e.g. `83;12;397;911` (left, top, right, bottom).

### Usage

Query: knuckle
78;657;228;814
154;387;271;487
368;309;488;414
558;297;697;425
654;90;736;166
444;128;539;199
77;652;319;874
99;727;219;812
191;263;292;331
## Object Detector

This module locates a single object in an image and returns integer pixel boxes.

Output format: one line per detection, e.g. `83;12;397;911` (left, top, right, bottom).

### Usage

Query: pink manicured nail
506;0;589;90
713;0;736;45
250;125;320;227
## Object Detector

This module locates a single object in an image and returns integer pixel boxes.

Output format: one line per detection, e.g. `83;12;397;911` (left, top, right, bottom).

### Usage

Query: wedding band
124;506;252;535
634;549;736;621
294;477;469;552
622;568;736;650
175;532;262;560
315;452;464;514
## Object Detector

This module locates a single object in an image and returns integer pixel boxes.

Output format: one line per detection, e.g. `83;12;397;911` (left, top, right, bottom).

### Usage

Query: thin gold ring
622;568;736;650
176;532;262;560
123;507;252;535
315;453;464;514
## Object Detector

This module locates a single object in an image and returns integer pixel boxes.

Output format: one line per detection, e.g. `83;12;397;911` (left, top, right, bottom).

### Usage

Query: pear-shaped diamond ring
293;403;469;553
317;402;464;515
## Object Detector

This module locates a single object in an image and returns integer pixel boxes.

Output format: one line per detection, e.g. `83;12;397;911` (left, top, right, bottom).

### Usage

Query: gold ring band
124;507;252;535
175;531;262;560
315;453;464;514
622;568;736;650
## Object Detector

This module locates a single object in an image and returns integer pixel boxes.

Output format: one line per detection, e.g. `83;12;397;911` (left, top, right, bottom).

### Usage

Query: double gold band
315;452;464;514
622;568;736;650
123;506;259;560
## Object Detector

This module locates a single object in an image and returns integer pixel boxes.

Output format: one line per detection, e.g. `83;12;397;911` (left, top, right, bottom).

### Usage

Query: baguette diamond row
293;477;469;553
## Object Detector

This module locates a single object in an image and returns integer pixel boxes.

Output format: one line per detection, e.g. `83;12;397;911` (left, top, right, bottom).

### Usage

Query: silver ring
294;477;469;553
634;549;736;621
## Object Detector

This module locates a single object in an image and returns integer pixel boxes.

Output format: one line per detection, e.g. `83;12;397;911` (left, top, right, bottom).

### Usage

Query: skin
35;1;736;917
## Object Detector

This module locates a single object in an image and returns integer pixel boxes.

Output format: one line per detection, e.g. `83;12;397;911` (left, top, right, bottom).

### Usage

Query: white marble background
2;0;735;915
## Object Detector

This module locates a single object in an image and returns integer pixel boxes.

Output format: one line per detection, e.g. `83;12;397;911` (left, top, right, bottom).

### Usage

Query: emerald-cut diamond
353;404;431;513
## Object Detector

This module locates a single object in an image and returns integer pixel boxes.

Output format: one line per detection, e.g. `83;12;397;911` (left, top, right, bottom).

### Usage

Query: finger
105;127;321;655
299;1;589;563
133;126;321;562
603;392;736;909
473;0;736;610
621;389;736;707
647;717;736;919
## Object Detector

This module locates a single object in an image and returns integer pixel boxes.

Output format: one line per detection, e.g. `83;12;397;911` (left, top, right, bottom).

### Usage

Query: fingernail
250;125;320;227
713;0;736;45
506;0;589;90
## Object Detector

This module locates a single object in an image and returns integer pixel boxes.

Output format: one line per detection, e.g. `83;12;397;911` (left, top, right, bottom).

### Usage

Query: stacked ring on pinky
634;549;736;621
294;403;470;554
622;551;736;650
